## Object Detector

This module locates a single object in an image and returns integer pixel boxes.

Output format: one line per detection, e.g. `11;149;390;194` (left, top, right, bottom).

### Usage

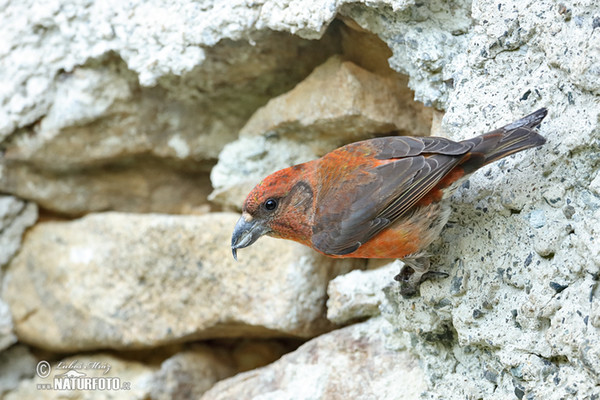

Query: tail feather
460;108;547;172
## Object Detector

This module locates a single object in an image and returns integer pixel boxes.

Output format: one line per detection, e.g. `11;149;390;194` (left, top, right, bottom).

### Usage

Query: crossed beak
231;213;270;260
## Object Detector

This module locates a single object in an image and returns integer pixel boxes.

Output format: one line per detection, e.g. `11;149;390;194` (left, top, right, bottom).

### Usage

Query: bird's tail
460;108;547;173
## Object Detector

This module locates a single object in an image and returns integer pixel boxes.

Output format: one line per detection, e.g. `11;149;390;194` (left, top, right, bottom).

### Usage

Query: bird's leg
394;256;448;298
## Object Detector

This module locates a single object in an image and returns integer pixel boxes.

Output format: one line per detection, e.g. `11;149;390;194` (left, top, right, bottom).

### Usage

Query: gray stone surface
1;0;599;399
0;196;37;267
0;0;343;138
2;212;363;351
200;317;427;400
210;54;433;208
148;345;236;400
0;345;36;396
0;2;338;215
327;261;399;324
147;341;291;400
0;196;37;352
0;300;17;352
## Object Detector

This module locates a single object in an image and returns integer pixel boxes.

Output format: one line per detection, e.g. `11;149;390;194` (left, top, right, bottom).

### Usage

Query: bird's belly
328;201;451;259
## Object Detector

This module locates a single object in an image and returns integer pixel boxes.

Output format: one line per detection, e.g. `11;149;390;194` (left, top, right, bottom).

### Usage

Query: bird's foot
394;257;448;298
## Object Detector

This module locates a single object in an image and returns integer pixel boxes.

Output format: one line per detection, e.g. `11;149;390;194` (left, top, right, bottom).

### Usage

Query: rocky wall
1;0;599;399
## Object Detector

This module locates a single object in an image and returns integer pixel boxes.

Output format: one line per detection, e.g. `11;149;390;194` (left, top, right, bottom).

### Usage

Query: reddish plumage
232;109;547;271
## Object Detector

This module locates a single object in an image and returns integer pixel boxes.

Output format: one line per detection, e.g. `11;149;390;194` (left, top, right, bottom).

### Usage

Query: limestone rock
201;317;427;400
0;300;17;352
147;341;291;400
148;345;236;400
240;55;432;155
0;196;37;351
4;353;155;400
0;345;36;397
211;52;433;209
341;0;473;108
1;8;338;215
0;196;37;267
2;212;363;351
0;0;343;138
1;161;214;216
327;261;399;325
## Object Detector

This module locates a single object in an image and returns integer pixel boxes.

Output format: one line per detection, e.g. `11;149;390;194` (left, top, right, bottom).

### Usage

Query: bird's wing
311;136;473;256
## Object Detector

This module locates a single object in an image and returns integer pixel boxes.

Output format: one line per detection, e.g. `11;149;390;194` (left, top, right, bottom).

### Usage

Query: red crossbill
231;108;547;295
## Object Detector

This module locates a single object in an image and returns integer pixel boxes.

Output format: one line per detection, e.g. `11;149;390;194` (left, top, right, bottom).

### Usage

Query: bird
231;108;547;296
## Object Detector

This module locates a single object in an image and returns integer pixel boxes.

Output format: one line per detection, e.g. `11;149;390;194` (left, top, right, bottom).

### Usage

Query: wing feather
312;136;472;255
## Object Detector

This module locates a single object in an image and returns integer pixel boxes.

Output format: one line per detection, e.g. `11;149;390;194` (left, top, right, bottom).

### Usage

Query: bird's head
231;163;314;260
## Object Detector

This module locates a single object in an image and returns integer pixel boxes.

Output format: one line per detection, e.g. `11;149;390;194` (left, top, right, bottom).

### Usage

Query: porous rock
1;0;600;398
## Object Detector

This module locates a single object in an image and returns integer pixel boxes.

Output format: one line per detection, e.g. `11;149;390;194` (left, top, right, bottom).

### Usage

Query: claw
394;258;447;298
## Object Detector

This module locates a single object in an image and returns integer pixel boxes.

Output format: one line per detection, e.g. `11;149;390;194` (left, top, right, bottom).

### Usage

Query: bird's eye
264;199;278;211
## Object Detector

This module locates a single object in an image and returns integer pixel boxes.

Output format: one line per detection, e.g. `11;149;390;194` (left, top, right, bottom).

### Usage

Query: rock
200;317;427;400
0;196;37;267
0;196;37;351
209;137;318;210
211;52;433;209
0;345;37;396
148;340;292;400
1;10;339;215
590;171;600;196
0;161;215;216
148;345;236;400
2;212;363;351
0;300;17;352
239;55;432;155
4;353;155;400
0;0;343;138
528;209;546;229
368;0;600;396
342;0;472;108
327;261;400;325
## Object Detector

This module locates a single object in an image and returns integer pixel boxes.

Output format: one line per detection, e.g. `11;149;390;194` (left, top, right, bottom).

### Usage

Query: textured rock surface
1;0;599;399
201;317;426;400
0;196;37;351
148;345;236;400
2;212;363;351
327;261;398;324
0;345;36;396
239;55;431;154
1;162;215;216
147;341;291;400
0;300;17;352
0;196;37;267
0;4;339;215
210;52;432;208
